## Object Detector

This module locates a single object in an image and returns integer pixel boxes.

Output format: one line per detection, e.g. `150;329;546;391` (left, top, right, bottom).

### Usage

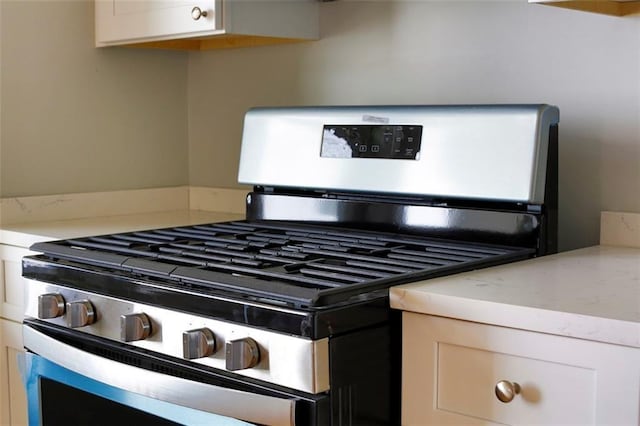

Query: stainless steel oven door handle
23;325;296;426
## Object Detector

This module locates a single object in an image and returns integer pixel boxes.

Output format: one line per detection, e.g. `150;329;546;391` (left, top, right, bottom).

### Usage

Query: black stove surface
30;220;534;309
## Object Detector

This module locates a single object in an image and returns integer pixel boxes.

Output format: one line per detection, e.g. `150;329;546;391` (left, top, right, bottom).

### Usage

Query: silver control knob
225;337;260;371
65;300;96;328
38;293;65;319
191;6;207;20
120;313;152;342
183;328;216;359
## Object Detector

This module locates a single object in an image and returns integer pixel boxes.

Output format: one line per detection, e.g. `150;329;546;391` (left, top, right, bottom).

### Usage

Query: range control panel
24;280;329;394
320;124;422;160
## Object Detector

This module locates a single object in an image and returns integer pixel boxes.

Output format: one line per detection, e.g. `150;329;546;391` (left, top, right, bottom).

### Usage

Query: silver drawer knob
225;337;260;371
38;293;65;319
183;328;216;359
191;6;207;20
65;300;95;328
495;380;521;403
120;313;152;342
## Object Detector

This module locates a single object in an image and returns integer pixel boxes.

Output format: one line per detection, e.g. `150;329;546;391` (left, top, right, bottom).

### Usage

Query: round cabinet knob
183;328;216;359
65;300;96;328
191;6;207;20
120;313;152;342
495;380;521;403
38;293;65;319
225;337;260;371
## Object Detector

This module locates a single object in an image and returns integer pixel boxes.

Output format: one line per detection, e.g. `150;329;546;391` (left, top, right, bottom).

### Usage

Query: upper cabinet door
96;0;222;46
95;0;319;50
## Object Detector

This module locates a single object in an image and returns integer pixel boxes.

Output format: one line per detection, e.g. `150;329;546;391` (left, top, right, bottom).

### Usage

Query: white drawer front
437;342;594;424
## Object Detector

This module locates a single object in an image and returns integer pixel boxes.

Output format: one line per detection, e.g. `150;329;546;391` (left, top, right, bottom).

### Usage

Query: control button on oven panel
37;293;65;319
65;300;96;328
225;337;261;371
120;313;152;342
182;328;216;360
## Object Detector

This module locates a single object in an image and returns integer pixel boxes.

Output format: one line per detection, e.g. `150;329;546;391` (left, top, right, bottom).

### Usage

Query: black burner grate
32;221;534;308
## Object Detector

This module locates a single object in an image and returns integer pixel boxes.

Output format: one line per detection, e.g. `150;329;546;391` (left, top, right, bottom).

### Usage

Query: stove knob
65;300;96;328
38;293;65;319
225;337;260;371
182;328;216;359
120;313;152;342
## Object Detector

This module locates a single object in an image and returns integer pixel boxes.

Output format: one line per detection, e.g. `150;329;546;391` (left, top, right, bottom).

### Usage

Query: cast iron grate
31;221;534;308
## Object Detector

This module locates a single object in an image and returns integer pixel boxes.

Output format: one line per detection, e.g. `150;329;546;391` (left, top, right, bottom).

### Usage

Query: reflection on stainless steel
248;192;539;247
247;191;339;222
403;205;537;235
23;326;296;426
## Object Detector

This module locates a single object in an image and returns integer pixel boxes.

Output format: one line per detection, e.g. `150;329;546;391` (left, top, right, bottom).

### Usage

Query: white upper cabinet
95;0;319;50
96;1;224;45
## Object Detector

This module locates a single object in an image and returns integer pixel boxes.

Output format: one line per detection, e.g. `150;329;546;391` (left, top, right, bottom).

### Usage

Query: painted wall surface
0;0;189;198
187;1;640;251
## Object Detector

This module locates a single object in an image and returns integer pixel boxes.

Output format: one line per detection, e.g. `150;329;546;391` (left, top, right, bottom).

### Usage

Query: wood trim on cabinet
124;35;312;51
529;0;640;16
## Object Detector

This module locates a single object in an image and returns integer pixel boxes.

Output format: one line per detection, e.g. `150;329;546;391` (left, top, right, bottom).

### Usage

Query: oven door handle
22;325;296;426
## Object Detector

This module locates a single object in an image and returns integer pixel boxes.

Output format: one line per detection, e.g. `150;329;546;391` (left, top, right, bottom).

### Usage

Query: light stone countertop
0;210;243;249
0;186;247;248
390;245;640;348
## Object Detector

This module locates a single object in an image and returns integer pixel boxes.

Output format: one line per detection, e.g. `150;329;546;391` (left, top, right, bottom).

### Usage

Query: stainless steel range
20;105;559;426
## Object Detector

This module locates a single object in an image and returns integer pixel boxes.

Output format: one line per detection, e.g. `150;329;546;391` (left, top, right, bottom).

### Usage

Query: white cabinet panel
0;246;33;323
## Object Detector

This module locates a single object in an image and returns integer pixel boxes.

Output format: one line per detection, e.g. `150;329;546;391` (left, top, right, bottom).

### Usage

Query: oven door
20;323;324;426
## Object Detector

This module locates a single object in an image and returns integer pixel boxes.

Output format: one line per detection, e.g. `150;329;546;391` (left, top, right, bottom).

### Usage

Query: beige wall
0;0;189;198
187;1;640;251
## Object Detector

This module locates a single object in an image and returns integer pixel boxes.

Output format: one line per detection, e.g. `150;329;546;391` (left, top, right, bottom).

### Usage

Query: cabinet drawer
402;313;640;425
437;342;594;424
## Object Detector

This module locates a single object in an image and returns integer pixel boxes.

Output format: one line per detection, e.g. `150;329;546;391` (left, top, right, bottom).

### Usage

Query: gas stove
21;104;559;426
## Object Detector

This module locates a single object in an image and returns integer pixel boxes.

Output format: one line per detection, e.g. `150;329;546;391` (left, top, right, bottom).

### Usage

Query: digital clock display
320;124;422;160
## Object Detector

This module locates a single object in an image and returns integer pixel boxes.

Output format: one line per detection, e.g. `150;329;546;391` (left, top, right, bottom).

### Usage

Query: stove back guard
240;105;559;255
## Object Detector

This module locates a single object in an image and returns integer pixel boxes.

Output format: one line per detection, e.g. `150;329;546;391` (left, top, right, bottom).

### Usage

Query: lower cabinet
1;244;32;426
1;319;27;426
402;313;640;425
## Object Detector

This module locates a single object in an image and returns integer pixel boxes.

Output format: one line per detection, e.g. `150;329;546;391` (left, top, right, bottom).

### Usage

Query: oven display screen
320;124;422;160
